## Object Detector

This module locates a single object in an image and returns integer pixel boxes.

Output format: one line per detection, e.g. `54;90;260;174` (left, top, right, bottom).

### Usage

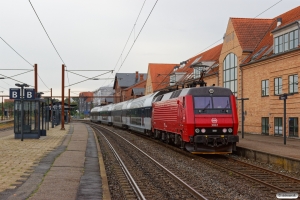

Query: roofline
240;47;300;67
271;20;300;34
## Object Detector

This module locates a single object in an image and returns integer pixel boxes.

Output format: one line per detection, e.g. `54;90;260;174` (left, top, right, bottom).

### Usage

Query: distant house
122;77;146;100
144;63;178;95
93;86;114;105
113;71;147;103
79;92;93;115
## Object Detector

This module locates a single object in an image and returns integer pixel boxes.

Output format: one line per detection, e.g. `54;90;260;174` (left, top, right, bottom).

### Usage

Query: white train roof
127;91;160;109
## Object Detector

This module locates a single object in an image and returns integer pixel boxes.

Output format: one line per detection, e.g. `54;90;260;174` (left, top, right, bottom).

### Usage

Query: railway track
125;126;300;197
83;121;300;199
90;123;208;200
202;155;300;195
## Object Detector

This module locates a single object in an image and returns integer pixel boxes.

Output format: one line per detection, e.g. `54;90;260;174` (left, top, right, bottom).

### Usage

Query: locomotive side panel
152;98;178;134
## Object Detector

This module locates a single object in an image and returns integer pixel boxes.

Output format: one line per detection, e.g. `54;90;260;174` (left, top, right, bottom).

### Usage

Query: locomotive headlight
195;128;200;133
201;128;206;133
228;128;233;133
222;128;227;133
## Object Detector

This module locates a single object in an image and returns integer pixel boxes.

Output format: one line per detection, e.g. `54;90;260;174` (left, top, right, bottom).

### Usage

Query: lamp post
279;93;293;145
0;91;3;121
15;83;29;141
51;98;56;128
36;92;44;135
237;98;249;139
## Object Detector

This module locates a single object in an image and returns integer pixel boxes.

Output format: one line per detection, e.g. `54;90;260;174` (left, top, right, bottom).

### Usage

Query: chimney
135;71;138;80
277;18;282;27
140;74;144;81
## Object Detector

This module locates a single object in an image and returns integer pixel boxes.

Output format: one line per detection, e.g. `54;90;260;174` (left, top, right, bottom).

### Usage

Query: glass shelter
14;99;46;139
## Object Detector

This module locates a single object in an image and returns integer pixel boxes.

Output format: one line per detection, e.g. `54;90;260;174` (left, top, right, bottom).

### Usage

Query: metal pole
284;98;286;145
1;96;3;121
34;64;38;98
21;86;24;141
51;89;54;128
68;88;70;123
242;100;244;139
61;64;65;130
41;102;44;134
47;98;49;130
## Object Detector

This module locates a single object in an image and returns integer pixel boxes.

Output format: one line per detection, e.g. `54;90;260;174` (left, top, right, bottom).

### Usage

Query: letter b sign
9;88;21;99
24;89;35;99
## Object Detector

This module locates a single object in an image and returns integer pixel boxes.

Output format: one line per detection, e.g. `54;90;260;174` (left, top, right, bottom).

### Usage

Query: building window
261;80;269;96
170;74;176;86
262;117;269;135
289;74;298;93
274;117;283;135
223;53;237;96
274;77;282;95
289;117;298;137
274;29;299;54
194;67;202;79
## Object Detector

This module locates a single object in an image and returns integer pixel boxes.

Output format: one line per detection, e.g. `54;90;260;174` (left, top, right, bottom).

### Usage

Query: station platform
0;122;110;200
236;133;300;172
0;119;13;124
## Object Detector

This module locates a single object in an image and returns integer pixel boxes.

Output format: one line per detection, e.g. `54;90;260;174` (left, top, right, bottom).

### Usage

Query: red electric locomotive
152;86;239;154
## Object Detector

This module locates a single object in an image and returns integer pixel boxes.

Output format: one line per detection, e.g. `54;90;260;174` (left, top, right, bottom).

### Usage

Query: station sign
9;88;21;99
24;88;35;99
279;95;287;100
9;88;36;99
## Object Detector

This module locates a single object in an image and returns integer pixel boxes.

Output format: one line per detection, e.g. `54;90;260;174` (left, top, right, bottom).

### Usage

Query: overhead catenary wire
116;0;159;74
0;37;51;90
102;0;158;87
28;0;71;87
100;0;148;88
191;0;283;57
153;0;284;91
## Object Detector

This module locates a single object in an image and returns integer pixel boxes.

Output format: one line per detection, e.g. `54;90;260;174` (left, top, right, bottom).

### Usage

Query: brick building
240;7;300;136
78;92;93;115
113;71;147;103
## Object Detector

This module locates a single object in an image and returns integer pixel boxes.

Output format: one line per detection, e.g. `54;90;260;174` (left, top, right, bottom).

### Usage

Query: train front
185;87;239;154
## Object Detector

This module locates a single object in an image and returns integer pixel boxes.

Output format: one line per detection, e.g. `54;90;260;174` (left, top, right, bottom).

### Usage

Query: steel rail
96;123;208;200
201;157;291;193
93;126;146;200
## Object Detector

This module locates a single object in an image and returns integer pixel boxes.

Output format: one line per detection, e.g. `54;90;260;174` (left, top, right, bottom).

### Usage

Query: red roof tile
175;43;222;81
242;6;300;64
231;18;273;51
148;63;177;91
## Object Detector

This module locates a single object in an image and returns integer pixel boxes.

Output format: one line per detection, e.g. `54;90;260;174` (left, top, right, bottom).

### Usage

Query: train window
194;97;212;109
183;97;185;108
213;97;231;109
170;90;182;98
194;97;231;109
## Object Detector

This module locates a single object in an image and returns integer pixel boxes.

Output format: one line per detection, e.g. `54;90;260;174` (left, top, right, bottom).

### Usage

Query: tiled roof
242;6;300;64
148;63;177;92
176;43;222;83
231;18;273;51
113;72;147;89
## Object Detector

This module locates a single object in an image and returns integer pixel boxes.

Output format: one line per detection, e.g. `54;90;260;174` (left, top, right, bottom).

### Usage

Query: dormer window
193;66;205;79
273;26;299;54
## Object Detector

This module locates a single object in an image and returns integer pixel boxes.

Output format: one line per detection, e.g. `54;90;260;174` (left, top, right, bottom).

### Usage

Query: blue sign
9;88;21;99
24;88;35;99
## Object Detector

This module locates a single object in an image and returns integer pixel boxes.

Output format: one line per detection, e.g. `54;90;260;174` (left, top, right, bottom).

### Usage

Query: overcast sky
1;0;299;98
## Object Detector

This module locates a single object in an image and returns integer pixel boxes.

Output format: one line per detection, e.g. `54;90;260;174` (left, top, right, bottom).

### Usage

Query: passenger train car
90;86;239;154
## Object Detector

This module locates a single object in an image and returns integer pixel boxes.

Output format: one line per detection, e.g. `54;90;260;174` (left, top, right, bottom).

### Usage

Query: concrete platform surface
0;122;109;200
237;133;300;160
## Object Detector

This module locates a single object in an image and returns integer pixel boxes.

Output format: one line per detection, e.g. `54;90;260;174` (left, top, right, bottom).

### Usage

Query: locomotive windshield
194;96;231;114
